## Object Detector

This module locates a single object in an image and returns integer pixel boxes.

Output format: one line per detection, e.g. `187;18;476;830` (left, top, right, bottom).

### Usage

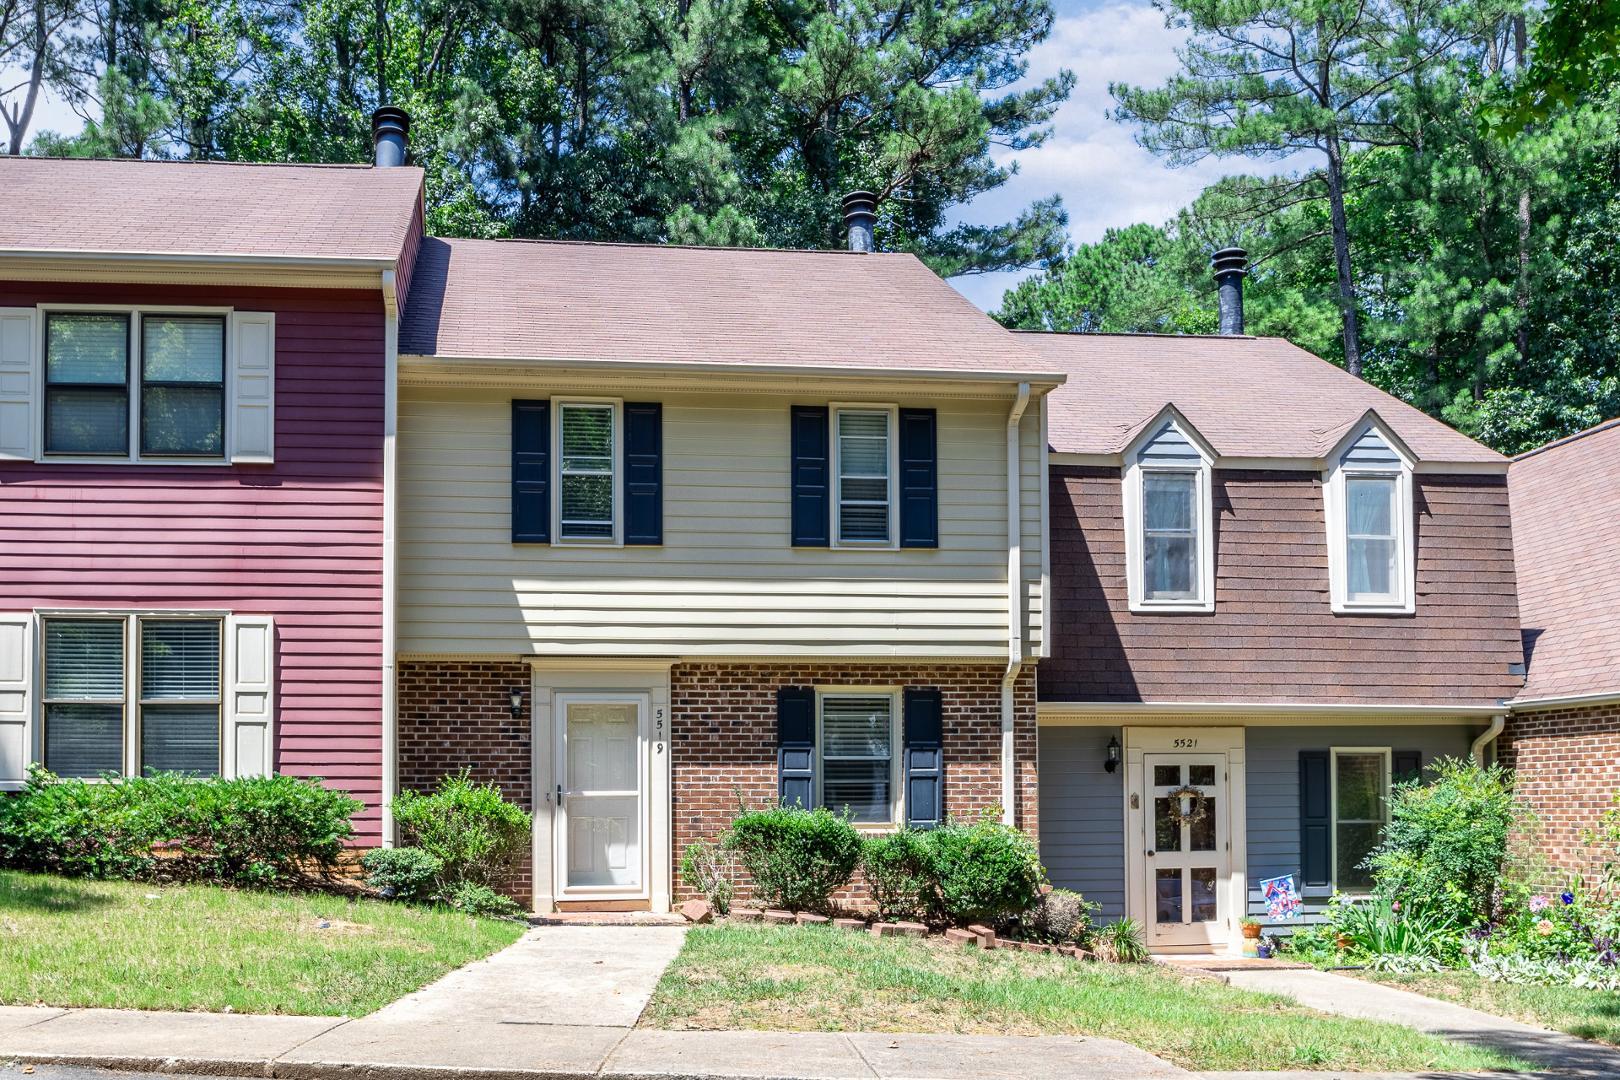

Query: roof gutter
400;353;1065;388
1039;700;1510;718
1471;713;1506;766
1507;689;1620;710
1049;451;1508;475
1001;382;1031;828
0;248;399;270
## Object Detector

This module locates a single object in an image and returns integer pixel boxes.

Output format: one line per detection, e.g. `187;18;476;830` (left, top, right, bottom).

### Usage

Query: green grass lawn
643;924;1523;1072
0;870;525;1016
1356;969;1620;1046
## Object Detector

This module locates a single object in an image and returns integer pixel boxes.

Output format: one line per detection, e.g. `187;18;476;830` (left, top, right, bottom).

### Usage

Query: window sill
1128;598;1215;614
34;455;234;468
1331;600;1415;616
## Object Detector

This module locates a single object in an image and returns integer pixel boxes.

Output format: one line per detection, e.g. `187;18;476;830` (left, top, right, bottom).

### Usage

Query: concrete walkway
1219;968;1620;1078
0;924;1191;1080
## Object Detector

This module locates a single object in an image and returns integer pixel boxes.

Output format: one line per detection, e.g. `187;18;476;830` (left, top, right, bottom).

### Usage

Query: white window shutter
224;615;275;778
0;614;35;791
0;308;39;461
229;312;275;463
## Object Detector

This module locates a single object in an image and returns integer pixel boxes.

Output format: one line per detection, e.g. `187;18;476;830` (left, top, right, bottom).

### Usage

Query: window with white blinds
558;402;617;541
834;409;893;545
818;693;897;824
40;615;222;778
139;620;222;774
43;619;125;778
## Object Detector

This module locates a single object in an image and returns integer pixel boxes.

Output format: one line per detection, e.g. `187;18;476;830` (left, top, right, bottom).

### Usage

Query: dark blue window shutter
791;406;830;547
512;399;550;543
1299;750;1331;889
1393;750;1422;785
624;402;662;545
903;687;943;828
898;408;938;549
777;687;816;809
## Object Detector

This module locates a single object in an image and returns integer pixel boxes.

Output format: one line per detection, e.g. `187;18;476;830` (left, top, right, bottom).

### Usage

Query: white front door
555;693;647;897
1142;753;1229;949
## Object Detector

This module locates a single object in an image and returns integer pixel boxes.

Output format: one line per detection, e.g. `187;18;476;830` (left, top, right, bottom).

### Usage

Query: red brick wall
397;659;534;903
1501;702;1620;880
670;662;1039;904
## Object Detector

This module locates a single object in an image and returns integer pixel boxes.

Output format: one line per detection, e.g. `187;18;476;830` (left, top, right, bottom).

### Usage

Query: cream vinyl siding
398;379;1044;658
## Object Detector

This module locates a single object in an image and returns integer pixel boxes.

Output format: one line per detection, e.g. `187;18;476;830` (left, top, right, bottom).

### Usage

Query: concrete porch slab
0;1009;343;1074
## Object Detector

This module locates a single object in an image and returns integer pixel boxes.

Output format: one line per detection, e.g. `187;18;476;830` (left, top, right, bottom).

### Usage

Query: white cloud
949;0;1304;312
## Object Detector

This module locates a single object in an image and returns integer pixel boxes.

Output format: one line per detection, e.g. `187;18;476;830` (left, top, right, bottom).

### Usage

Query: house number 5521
1173;738;1198;749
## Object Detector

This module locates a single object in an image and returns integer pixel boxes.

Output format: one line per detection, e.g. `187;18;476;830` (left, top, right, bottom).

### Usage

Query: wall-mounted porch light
1105;735;1121;773
508;688;524;718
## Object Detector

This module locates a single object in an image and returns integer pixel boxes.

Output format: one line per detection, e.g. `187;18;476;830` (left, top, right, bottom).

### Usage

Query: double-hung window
1325;422;1414;613
557;402;617;542
1123;415;1214;611
817;692;899;824
41;615;222;778
834;407;894;545
43;311;226;460
1331;748;1390;892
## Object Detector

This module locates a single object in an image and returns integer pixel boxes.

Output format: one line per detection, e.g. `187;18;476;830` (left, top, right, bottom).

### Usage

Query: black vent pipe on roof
372;106;410;168
1212;246;1248;335
842;190;878;253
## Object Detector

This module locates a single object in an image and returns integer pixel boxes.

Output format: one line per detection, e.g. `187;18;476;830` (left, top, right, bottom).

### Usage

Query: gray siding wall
1037;726;1125;919
1245;723;1479;922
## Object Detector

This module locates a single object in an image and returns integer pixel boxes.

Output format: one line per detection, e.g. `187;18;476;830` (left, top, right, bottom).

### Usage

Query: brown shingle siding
1041;465;1523;705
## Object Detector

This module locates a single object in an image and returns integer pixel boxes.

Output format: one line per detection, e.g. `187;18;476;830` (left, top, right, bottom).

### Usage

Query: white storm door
556;694;647;896
1143;753;1229;948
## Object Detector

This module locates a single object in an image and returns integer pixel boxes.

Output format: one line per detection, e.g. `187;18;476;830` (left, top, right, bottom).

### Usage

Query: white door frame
553;691;651;901
530;660;673;913
1123;726;1247;955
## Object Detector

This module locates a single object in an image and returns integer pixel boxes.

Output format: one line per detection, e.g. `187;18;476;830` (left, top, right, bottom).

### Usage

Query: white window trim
38;610;224;780
814;686;903;829
829;403;900;551
34;304;234;467
1122;418;1215;613
1323;422;1416;614
551;397;623;546
1329;746;1392;895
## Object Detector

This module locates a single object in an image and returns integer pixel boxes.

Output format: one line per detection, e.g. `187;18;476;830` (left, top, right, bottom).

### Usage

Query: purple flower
1530;895;1551;913
1562;891;1576;905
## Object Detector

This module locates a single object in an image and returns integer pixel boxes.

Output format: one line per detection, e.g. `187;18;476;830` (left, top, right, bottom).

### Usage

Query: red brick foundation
397;659;535;903
670;662;1039;904
1501;701;1620;881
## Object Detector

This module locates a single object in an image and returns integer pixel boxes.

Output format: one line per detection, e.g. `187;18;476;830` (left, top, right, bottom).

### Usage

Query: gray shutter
1299;750;1331;889
902;687;943;828
777;687;815;808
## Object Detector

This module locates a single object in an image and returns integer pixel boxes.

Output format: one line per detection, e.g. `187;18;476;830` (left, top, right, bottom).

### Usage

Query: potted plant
1239;916;1264;957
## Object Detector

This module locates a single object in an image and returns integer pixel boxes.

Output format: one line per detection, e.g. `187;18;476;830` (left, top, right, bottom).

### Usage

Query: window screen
139;620;222;774
837;410;891;543
559;403;615;540
44;314;130;456
142;316;225;456
819;694;894;823
43;619;126;778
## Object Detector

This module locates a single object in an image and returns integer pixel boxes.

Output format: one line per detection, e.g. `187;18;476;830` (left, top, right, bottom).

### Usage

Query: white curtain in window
1345;476;1397;598
1143;472;1197;599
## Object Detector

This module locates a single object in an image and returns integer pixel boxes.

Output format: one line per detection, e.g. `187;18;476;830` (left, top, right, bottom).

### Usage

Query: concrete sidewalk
0;921;1191;1080
1219;968;1620;1078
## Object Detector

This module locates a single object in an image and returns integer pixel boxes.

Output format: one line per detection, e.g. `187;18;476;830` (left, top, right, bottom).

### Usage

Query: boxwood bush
923;816;1045;925
388;770;532;892
0;766;359;886
859;829;932;921
724;805;862;912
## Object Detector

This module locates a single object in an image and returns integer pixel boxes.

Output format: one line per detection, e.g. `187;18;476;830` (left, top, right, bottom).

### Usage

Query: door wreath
1165;784;1209;827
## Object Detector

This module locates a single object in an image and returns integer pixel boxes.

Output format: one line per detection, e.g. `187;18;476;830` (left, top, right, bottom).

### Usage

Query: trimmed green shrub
391;771;532;891
923;816;1044;925
679;840;735;914
724;805;861;912
439;880;526;920
362;847;443;900
859;829;932;921
0;766;358;886
1364;758;1524;926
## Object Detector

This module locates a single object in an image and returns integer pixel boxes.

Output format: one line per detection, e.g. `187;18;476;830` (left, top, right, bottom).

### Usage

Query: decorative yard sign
1261;875;1302;920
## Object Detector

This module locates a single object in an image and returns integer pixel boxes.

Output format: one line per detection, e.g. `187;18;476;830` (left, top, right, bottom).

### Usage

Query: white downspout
380;269;400;846
1002;382;1031;827
1471;712;1506;766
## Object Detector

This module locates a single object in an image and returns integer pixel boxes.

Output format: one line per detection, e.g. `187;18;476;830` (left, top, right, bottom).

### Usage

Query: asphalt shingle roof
1019;331;1504;464
0;157;423;263
1510;418;1620;701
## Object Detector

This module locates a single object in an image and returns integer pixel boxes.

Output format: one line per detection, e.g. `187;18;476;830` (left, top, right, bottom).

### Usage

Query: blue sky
18;0;1255;315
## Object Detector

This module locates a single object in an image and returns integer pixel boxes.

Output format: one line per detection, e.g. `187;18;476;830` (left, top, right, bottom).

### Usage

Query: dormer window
1123;413;1215;612
1324;421;1415;614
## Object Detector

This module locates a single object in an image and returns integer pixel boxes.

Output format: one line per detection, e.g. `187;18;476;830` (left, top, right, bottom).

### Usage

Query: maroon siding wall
0;282;386;839
1043;465;1523;705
